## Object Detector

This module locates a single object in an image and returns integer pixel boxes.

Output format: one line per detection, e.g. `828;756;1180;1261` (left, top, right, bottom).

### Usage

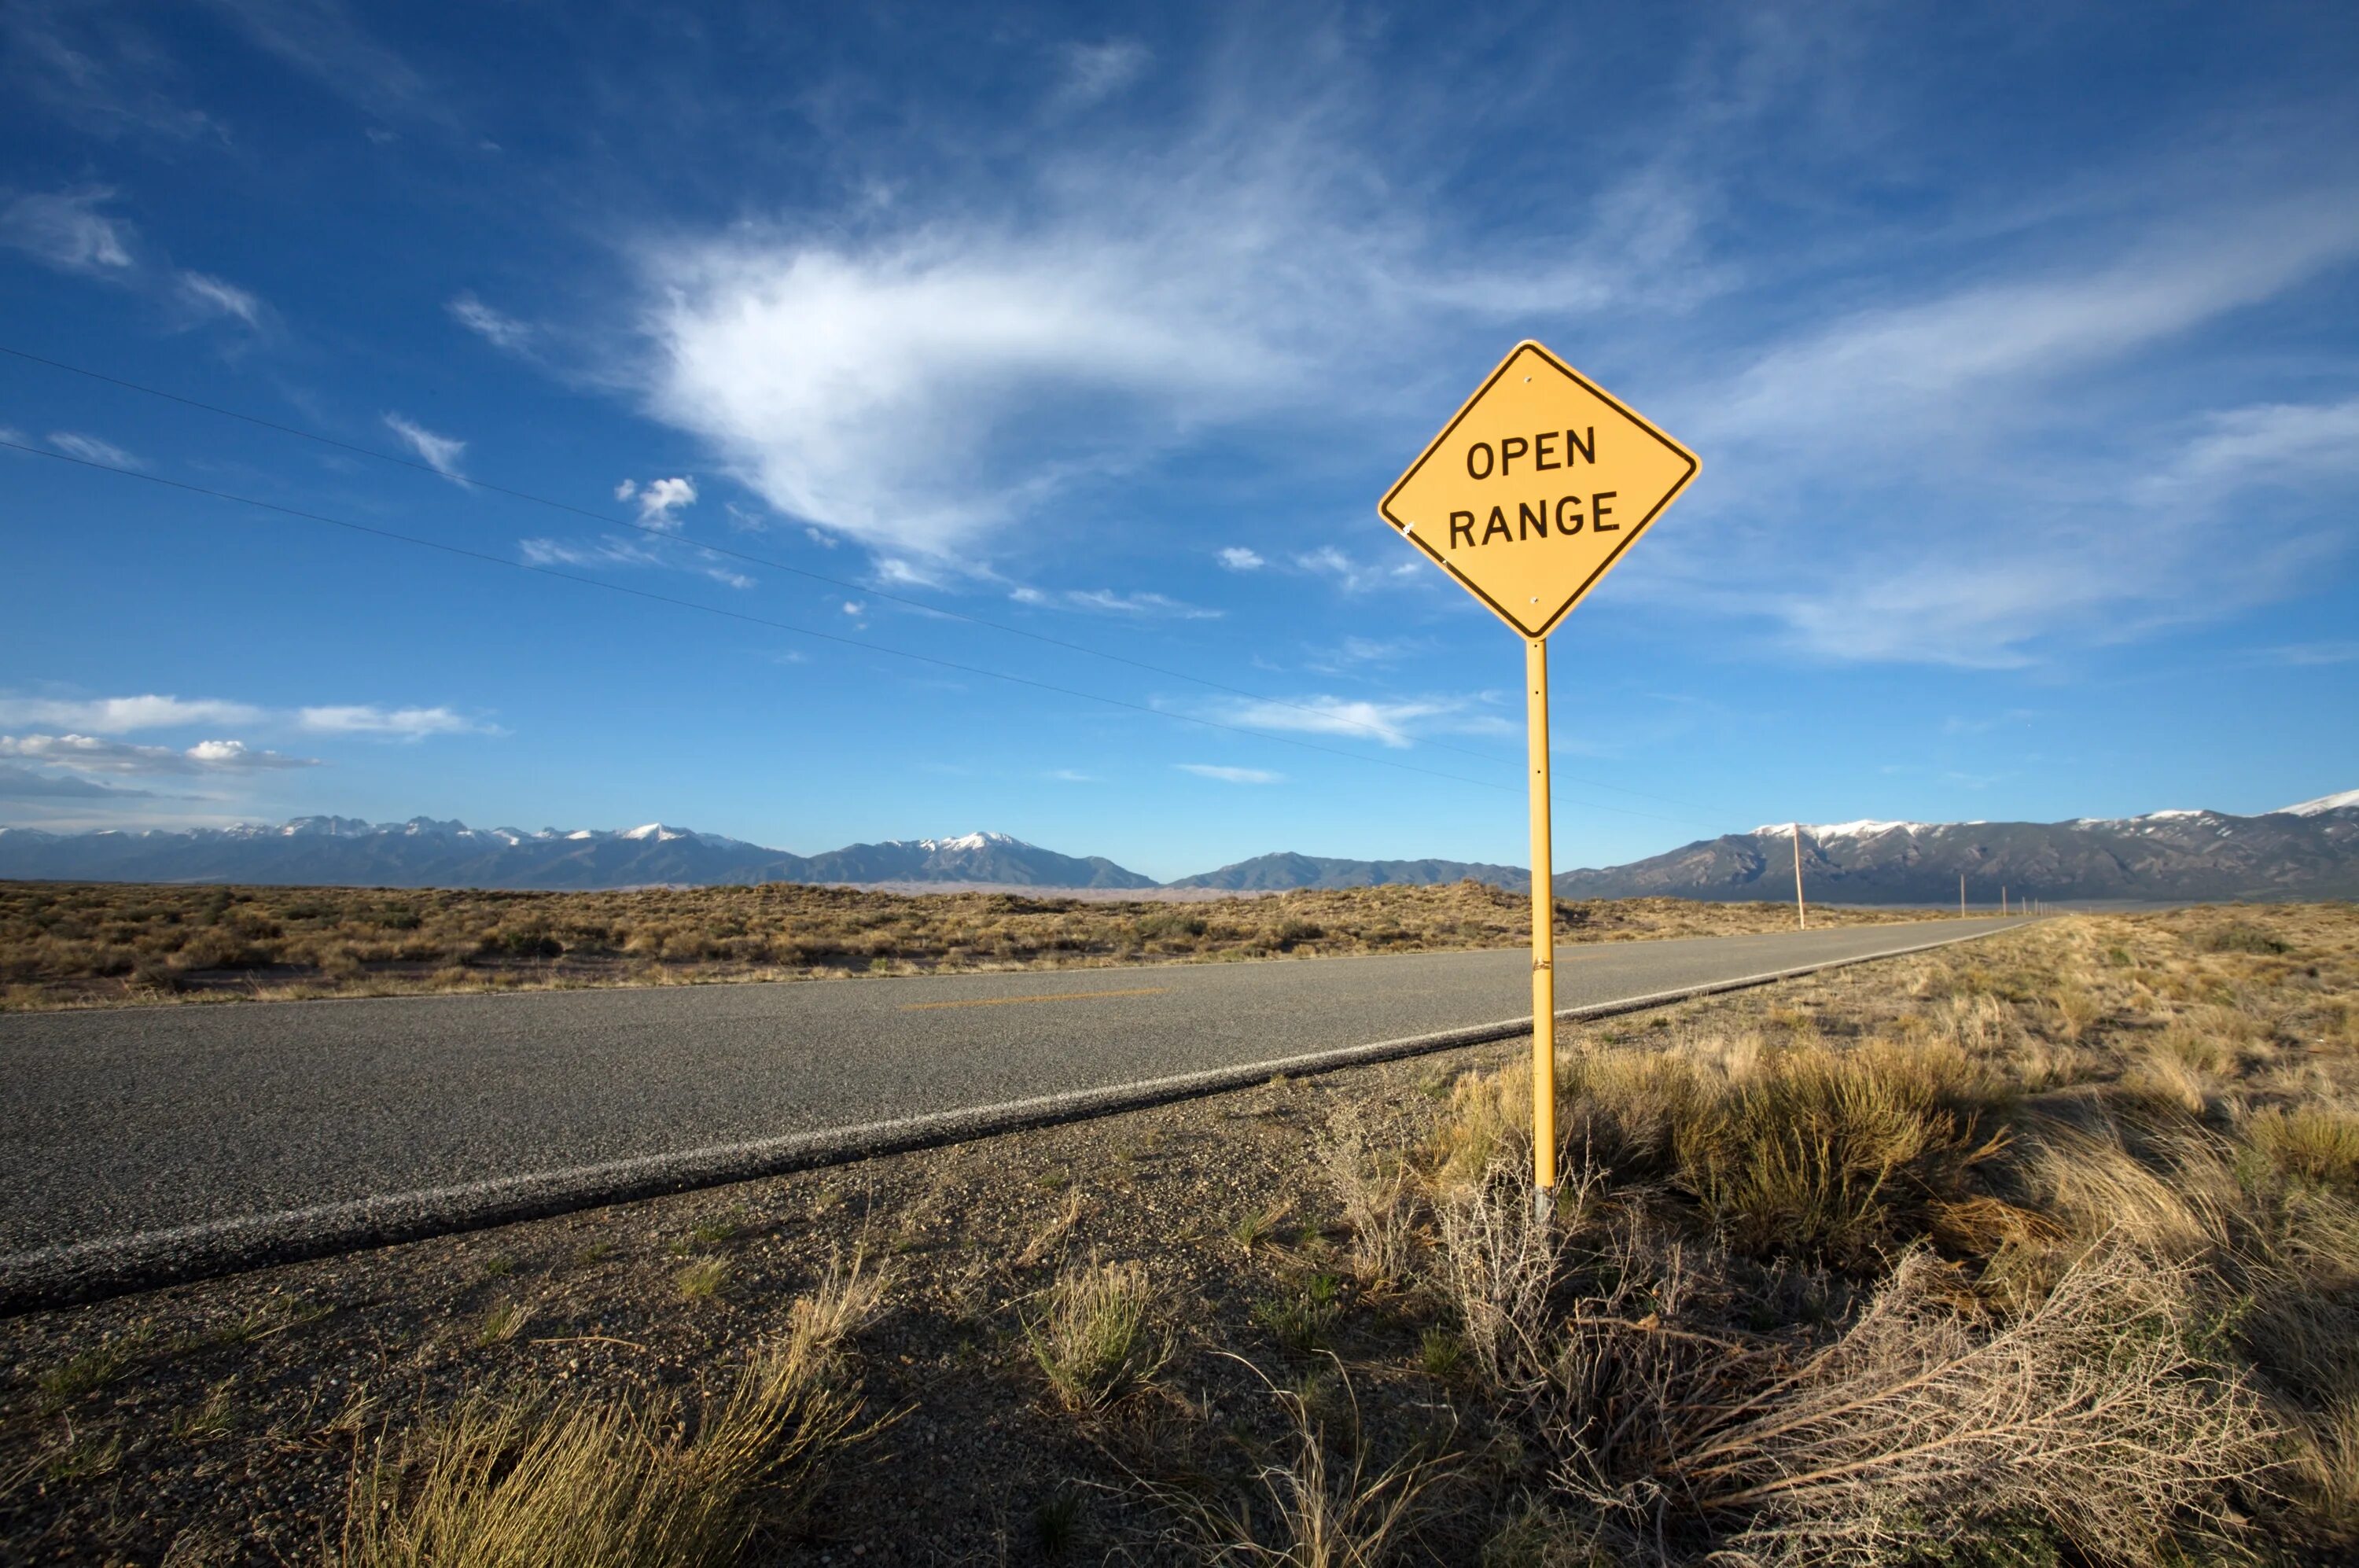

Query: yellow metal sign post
1380;340;1698;1212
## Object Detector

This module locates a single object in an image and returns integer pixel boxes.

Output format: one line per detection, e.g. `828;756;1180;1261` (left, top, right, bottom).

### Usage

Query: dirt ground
2;904;2351;1565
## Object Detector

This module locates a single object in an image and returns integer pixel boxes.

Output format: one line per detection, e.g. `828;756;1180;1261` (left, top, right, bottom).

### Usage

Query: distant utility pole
1960;872;1966;917
2002;885;2008;916
1792;823;1807;930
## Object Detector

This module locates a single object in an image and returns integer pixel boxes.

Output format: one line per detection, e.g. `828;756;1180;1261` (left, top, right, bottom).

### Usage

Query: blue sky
2;2;2356;882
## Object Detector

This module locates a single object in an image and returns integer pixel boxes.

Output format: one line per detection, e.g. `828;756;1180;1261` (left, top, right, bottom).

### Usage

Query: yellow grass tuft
2245;1102;2359;1189
673;1257;730;1301
345;1253;889;1566
1025;1258;1171;1412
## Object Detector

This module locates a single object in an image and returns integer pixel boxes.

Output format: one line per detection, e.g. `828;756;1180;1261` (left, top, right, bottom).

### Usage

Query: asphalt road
0;917;2022;1305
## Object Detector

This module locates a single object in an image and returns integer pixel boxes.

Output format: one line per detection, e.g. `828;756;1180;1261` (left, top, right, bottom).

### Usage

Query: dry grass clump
1676;1040;2001;1265
1426;1064;1536;1188
1424;1172;2275;1562
1553;1241;2271;1566
1369;907;2359;1560
1432;1168;1563;1393
1317;1105;1422;1291
2050;981;2105;1043
1025;1258;1172;1412
1139;1357;1454;1567
2230;1183;2359;1533
2010;1110;2232;1261
2244;1101;2359;1188
672;1257;730;1301
1419;1167;2282;1565
345;1253;888;1567
1506;1032;2003;1267
0;878;1948;1010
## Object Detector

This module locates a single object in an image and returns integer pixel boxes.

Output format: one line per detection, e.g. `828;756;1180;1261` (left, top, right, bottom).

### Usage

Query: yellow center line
899;986;1172;1012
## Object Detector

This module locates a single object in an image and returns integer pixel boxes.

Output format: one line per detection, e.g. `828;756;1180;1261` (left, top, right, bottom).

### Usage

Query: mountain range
0;821;1154;893
1;790;2353;901
1555;792;2359;904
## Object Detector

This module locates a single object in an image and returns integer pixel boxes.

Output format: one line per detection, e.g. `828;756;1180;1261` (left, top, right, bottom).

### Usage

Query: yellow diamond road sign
1378;340;1698;638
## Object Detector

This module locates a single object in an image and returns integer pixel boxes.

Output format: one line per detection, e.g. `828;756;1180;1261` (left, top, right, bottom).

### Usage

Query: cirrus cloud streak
0;733;318;775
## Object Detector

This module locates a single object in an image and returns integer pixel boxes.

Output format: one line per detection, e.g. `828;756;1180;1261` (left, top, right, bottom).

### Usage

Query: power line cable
8;435;1722;830
0;342;1736;822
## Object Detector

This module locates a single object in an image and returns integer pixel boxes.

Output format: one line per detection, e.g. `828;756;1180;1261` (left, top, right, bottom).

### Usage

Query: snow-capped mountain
1555;797;2359;904
2;793;2352;900
0;818;1152;891
778;830;1152;888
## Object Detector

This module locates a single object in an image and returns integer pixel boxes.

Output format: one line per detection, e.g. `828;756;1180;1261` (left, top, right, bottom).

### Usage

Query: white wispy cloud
202;0;449;129
1205;694;1466;749
0;6;223;142
1063;589;1220;619
2154;397;2359;491
0;186;133;272
1294;547;1423;594
637;237;1279;559
1216;547;1264;571
175;271;263;326
0;693;493;743
1303;635;1421;674
449;291;532;350
1638;178;2359;667
2248;640;2359;668
1006;586;1220;617
293;705;488;738
0;733;318;774
1177;763;1283;784
517;534;754;590
0;188;263;333
1054;39;1148;109
615;475;697;530
0;694;263;732
625;61;1653;565
47;431;138;468
1708;199;2359;457
382;413;466;480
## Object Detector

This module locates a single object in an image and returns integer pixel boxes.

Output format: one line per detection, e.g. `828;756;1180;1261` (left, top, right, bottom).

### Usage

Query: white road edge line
0;921;2023;1309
